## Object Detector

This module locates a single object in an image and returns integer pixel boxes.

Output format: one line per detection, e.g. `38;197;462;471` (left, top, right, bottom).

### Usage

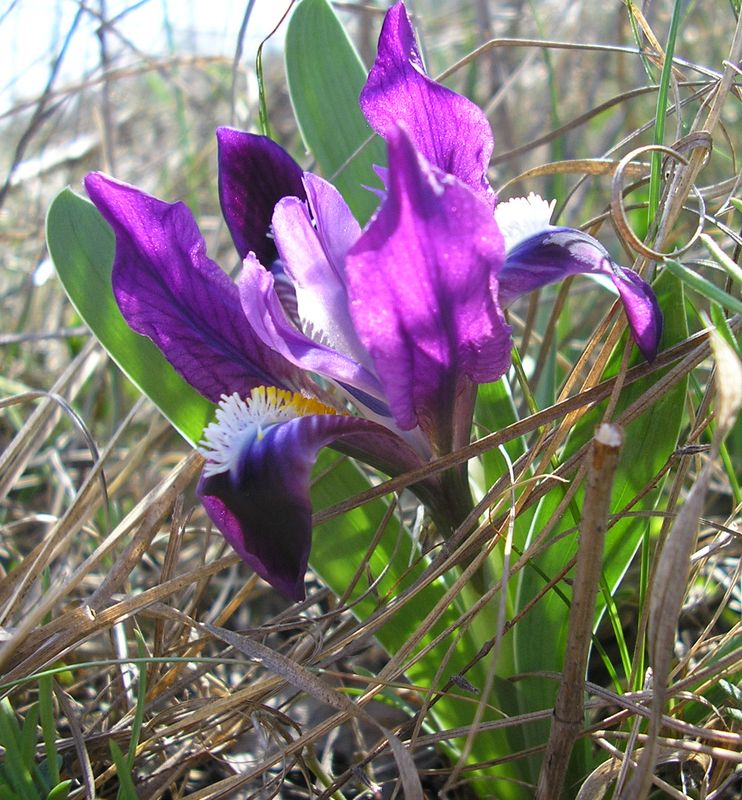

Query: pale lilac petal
85;172;301;401
198;413;425;600
216;127;306;264
272;175;371;368
361;2;494;206
237;255;386;403
346;127;510;454
499;227;663;361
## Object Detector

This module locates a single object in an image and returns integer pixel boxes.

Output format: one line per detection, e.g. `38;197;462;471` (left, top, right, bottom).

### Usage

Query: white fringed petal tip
494;192;556;252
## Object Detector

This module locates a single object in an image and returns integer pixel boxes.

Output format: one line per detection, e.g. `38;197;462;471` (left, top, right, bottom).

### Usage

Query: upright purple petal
361;2;495;206
272;174;371;370
85;172;302;402
496;194;663;361
216;127;306;264
237;255;386;404
346;127;510;455
198;404;425;601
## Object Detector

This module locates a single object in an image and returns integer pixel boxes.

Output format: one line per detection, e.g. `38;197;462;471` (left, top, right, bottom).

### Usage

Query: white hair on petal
494;192;556;252
198;388;336;479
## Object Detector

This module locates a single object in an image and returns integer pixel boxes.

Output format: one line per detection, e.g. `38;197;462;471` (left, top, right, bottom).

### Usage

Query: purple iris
84;2;662;601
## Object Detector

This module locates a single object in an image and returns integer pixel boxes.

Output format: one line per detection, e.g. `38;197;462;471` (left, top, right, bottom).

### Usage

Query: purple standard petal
346;126;510;455
495;194;663;361
85;172;302;402
361;2;495;206
237;255;386;404
273;174;371;370
197;390;426;600
216;127;306;264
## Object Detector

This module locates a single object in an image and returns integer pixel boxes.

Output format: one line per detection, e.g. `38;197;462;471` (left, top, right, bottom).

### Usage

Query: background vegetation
0;0;740;797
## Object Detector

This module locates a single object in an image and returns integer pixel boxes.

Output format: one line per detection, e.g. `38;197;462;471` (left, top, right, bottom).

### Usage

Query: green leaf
474;377;524;495
46;782;71;800
0;698;35;799
664;258;742;316
46;189;215;447
285;0;386;224
18;705;40;781
701;233;742;288
512;272;689;780
0;781;21;800
38;676;59;787
110;740;138;800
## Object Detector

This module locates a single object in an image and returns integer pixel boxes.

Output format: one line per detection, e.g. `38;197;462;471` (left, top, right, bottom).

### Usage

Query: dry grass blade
204;622;423;800
2;0;740;796
537;424;624;799
0;339;101;502
622;334;742;799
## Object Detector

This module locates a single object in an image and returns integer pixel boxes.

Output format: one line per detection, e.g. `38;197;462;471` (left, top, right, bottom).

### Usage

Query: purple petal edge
360;2;495;206
197;413;425;601
84;172;300;401
346;126;510;453
499;227;663;361
216;127;306;265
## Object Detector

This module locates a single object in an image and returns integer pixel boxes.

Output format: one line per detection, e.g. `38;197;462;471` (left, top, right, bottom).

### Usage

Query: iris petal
84;172;301;402
216;127;306;265
237;255;386;403
346;126;510;454
360;2;495;206
198;411;426;601
272;175;371;369
498;226;663;361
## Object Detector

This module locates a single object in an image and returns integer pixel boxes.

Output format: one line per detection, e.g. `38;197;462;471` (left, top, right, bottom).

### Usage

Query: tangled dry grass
1;1;741;798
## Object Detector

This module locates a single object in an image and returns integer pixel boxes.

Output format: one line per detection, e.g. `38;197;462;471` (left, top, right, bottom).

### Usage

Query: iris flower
84;2;662;601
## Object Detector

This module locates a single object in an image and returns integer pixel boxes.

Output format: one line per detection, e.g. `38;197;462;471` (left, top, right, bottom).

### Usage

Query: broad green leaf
38;675;59;787
512;272;688;781
18;704;39;781
0;698;34;798
46;189;214;447
285;0;386;223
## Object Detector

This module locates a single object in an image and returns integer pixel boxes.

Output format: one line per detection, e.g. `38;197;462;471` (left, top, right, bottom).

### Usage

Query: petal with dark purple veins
85;172;301;402
495;194;663;360
360;2;495;206
346;126;510;455
197;390;425;600
216;127;306;265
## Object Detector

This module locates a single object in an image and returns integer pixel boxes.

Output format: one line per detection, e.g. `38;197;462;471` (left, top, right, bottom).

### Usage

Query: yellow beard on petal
198;387;338;478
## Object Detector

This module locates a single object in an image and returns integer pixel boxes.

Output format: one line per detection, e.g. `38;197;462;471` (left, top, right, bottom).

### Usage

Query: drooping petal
495;194;663;361
237;255;387;405
272;175;371;369
360;2;495;206
85;172;302;401
197;390;426;600
346;126;510;454
216;127;306;265
609;266;664;361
